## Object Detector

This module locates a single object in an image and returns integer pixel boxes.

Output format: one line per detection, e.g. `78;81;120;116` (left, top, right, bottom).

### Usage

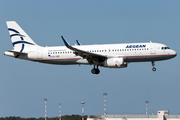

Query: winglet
76;40;82;45
61;36;70;47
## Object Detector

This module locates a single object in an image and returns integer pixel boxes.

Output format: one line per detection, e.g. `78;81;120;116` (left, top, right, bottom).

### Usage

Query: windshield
162;47;170;50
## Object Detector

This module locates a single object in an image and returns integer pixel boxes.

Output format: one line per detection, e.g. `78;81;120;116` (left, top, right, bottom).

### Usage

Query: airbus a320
4;21;177;74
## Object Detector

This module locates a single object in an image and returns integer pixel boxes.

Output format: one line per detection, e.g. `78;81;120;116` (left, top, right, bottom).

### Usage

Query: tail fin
6;21;39;52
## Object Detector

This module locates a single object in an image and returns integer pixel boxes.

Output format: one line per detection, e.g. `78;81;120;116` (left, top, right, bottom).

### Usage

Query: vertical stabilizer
6;21;39;52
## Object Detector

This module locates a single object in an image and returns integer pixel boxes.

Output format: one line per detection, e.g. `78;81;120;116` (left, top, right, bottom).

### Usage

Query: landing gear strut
151;61;156;71
91;65;100;74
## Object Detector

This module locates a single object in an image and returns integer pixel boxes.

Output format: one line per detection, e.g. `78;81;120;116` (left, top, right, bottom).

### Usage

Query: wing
61;36;107;63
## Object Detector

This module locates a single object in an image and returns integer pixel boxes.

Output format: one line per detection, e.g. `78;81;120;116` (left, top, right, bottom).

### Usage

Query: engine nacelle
103;58;127;68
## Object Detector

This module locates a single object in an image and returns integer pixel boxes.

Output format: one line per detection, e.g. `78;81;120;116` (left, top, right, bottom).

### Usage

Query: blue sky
0;0;180;118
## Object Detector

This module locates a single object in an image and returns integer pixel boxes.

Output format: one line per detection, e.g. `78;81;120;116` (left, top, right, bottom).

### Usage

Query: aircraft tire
91;68;96;74
95;69;100;74
152;67;156;71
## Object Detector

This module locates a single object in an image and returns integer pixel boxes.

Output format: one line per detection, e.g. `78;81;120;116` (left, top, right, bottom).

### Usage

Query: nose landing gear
151;61;156;71
91;65;100;74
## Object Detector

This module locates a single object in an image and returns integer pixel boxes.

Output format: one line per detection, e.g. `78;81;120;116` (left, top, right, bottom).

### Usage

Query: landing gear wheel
91;68;96;74
91;65;100;74
91;68;100;74
152;67;156;71
151;61;156;72
95;69;100;74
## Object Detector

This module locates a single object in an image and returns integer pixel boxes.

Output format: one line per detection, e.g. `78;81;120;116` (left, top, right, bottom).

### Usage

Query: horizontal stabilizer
6;50;27;55
4;50;27;58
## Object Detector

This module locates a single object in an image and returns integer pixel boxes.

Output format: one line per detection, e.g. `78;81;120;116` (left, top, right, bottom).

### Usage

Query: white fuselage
5;21;177;74
10;42;176;66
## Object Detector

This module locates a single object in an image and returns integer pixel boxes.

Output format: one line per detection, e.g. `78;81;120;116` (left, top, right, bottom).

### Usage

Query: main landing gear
151;61;156;71
91;65;100;74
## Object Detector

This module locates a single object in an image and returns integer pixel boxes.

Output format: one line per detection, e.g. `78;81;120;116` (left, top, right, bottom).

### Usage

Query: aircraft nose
171;50;177;57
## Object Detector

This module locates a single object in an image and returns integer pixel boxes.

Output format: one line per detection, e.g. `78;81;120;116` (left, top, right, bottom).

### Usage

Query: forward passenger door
150;44;156;54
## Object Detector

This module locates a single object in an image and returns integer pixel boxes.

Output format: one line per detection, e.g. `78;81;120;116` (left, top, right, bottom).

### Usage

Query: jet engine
103;58;127;68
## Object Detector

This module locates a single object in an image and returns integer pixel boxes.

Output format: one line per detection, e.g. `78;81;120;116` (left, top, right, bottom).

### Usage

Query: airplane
4;21;177;74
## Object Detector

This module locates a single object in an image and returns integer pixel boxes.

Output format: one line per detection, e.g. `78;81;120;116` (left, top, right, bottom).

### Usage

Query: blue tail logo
8;28;35;52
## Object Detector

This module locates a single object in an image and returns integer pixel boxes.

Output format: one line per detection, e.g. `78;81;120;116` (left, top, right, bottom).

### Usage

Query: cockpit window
162;47;170;50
